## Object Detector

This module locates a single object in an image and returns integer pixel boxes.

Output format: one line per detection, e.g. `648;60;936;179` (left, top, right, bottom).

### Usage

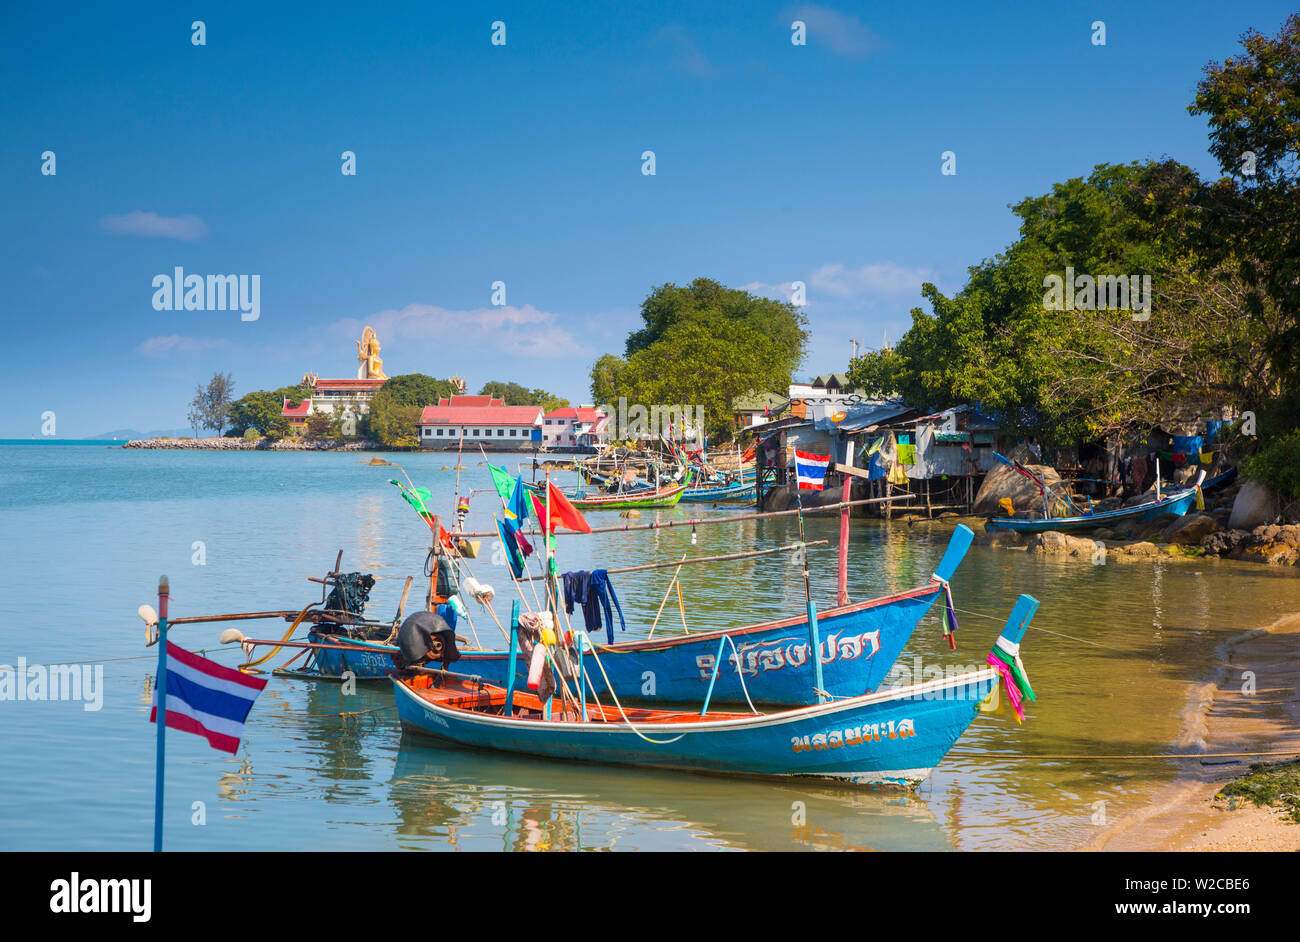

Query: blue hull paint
985;487;1199;533
680;482;756;502
393;670;997;787
289;633;399;680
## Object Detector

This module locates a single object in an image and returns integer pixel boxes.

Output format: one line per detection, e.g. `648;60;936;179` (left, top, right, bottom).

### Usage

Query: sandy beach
1092;613;1300;851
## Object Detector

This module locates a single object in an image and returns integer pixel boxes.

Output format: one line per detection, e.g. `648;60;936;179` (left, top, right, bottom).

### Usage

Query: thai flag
794;449;831;490
150;642;267;754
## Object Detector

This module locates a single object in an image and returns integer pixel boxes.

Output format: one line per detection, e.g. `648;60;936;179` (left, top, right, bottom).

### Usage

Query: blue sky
2;1;1293;436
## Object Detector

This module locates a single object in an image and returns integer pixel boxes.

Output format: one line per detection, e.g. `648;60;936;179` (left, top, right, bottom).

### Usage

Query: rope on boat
239;603;317;672
581;643;687;744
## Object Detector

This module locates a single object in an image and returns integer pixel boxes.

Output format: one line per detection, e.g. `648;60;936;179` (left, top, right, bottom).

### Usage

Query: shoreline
117;437;594;454
1088;610;1300;851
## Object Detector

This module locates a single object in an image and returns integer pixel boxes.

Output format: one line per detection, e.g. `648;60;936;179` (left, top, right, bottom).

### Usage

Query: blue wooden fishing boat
392;594;1039;788
680;480;755;502
985;472;1205;534
286;525;976;704
1202;465;1237;493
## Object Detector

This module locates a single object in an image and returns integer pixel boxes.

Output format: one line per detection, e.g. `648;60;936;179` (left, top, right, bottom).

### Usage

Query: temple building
281;326;389;428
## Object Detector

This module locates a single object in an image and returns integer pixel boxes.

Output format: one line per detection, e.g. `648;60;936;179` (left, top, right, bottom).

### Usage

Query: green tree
382;374;460;408
614;319;787;439
847;161;1277;443
368;387;421;449
589;353;626;403
227;386;302;438
478;381;568;412
625;278;808;379
306;411;343;441
189;371;235;436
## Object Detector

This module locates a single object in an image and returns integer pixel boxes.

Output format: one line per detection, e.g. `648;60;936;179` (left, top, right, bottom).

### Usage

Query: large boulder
974;463;1066;517
1228;480;1280;530
1025;530;1098;557
1163;512;1223;545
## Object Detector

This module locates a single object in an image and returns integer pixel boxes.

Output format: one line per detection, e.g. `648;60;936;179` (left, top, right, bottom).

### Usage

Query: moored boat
986;471;1206;534
392;594;1039;788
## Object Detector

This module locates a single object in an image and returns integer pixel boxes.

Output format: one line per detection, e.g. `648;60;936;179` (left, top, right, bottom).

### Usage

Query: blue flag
507;476;531;523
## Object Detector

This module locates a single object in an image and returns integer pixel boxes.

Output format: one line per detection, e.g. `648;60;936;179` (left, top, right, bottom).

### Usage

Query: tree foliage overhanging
845;14;1299;496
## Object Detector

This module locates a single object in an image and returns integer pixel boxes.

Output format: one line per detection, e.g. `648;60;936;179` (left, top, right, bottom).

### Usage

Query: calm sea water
1;444;1297;851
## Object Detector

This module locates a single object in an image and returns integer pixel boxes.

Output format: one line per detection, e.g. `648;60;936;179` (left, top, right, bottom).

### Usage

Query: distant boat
680;480;755;502
564;484;687;510
986;471;1206;534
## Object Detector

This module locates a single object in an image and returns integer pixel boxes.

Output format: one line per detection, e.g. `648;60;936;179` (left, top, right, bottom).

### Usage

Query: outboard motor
396;611;461;670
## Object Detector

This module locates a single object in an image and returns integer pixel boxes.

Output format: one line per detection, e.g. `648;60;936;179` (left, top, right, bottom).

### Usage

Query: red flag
532;481;591;533
741;442;756;463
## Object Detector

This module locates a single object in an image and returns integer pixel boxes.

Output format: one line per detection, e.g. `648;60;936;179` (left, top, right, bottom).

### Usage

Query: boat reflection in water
387;740;951;851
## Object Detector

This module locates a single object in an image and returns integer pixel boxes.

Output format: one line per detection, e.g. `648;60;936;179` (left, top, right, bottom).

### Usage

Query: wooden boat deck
403;674;751;724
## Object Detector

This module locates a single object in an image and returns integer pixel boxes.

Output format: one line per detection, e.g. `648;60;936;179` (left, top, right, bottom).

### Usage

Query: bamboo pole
512;539;827;582
451;492;915;539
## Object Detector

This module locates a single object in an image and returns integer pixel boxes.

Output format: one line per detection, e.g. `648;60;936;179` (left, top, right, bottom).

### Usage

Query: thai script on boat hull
792;718;915;753
695;630;881;679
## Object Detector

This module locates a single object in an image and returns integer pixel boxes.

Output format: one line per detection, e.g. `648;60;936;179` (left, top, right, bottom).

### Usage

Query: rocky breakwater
122;437;386;451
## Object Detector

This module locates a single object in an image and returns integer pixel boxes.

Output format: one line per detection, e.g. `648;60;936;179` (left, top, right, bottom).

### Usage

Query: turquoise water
1;445;1297;851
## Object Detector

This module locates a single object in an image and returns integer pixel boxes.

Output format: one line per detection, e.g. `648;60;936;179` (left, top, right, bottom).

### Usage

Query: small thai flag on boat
794;450;831;490
150;642;267;754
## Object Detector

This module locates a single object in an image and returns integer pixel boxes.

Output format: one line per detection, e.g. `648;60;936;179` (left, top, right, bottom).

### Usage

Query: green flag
390;479;434;519
487;464;515;500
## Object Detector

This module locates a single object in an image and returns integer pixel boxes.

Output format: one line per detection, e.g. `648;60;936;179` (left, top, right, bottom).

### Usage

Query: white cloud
741;281;803;303
809;261;935;302
99;211;208;242
137;334;226;356
332;303;592;358
785;5;880;58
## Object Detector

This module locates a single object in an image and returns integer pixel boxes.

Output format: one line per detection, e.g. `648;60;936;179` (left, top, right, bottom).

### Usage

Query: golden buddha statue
357;326;387;380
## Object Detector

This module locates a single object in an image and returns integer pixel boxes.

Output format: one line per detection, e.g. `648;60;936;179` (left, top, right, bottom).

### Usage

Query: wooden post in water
151;575;170;853
504;600;520;716
795;501;826;704
427;514;441;611
837;442;853;606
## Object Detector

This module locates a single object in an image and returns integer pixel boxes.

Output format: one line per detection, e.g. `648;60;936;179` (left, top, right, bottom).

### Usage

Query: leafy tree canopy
382;374;460;408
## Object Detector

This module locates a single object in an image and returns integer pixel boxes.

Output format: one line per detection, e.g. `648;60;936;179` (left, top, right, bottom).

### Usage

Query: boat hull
393;670;996;787
985;487;1198;533
680;482;755;502
569;485;685;510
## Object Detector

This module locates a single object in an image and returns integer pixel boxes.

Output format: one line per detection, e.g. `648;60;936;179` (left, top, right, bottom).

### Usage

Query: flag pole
152;574;170;852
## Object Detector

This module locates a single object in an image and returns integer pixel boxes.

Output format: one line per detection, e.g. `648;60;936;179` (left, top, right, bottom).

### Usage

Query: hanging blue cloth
589;570;626;644
562;569;626;643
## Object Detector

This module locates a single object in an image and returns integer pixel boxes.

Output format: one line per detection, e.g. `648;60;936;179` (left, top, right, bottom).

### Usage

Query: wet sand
1092;613;1300;851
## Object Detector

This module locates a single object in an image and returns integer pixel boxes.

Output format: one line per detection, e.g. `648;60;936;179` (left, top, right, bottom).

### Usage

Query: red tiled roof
420;405;542;426
281;398;311;417
436;395;503;408
545;407;605;421
312;378;385;390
